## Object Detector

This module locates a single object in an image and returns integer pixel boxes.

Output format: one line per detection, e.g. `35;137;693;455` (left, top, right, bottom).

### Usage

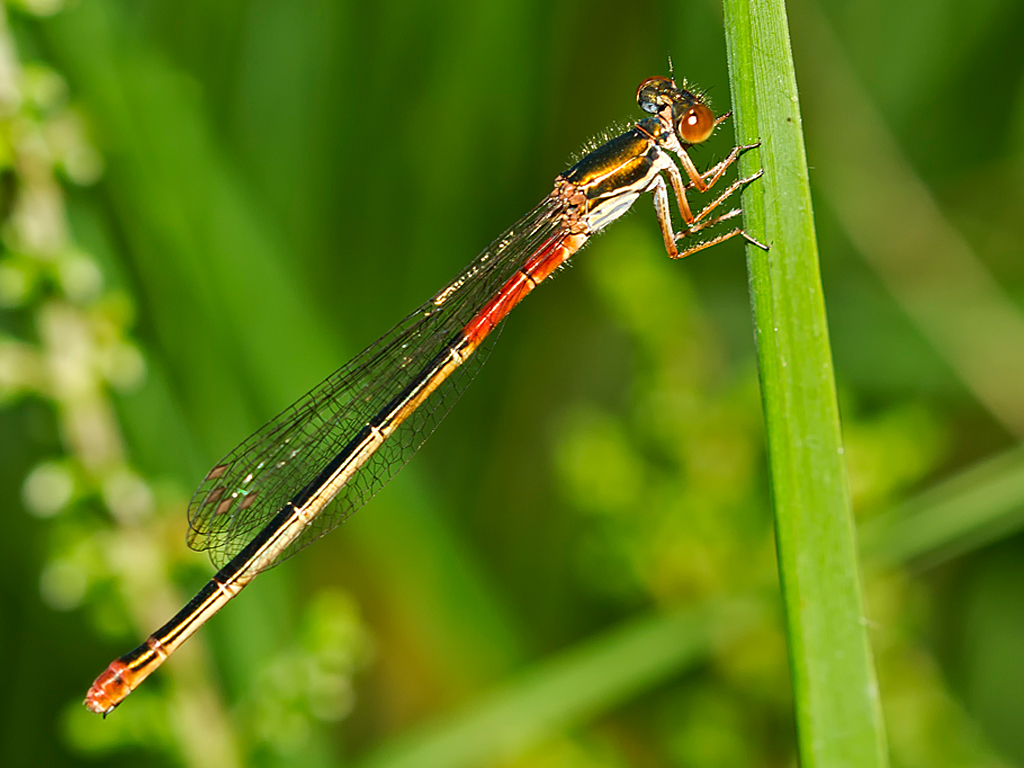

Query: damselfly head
636;76;717;146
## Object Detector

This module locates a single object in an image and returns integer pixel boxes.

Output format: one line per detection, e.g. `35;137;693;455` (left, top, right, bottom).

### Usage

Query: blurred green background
2;0;1024;766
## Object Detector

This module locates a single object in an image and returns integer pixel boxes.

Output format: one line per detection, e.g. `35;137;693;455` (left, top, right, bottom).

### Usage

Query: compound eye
637;76;674;114
678;104;715;144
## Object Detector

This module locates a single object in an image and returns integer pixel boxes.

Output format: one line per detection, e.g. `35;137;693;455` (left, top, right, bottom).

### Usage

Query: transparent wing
187;194;569;570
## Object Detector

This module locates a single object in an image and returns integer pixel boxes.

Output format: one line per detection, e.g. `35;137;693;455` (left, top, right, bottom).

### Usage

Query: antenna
667;54;676;84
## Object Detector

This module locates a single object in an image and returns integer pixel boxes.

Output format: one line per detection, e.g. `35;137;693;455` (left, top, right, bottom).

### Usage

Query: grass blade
721;0;889;765
792;0;1024;438
861;447;1024;571
357;601;759;768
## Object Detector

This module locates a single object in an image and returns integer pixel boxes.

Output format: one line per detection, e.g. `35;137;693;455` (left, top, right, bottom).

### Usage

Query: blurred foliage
1;0;1023;767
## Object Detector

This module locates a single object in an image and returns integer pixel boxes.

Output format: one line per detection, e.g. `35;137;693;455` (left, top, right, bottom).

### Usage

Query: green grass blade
721;1;889;765
791;1;1024;439
356;600;759;768
861;447;1024;571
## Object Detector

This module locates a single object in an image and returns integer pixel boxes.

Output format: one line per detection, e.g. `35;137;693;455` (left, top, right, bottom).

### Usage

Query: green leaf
357;600;760;768
721;0;889;765
861;446;1024;571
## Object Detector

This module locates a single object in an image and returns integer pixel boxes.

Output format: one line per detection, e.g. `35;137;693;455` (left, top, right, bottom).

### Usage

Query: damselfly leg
651;137;766;259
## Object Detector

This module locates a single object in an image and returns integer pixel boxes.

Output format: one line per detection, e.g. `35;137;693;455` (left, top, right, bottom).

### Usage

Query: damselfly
85;75;765;715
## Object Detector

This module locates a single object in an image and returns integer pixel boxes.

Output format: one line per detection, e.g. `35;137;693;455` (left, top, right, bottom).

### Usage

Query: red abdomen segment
462;232;588;347
84;638;165;715
85;661;132;715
